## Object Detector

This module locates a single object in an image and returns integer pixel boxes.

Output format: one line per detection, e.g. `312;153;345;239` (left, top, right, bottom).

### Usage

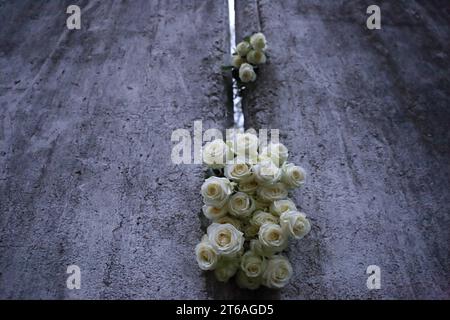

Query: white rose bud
236;41;251;57
203;139;233;169
228;192;255;219
263;255;293;289
239;63;257;83
259;143;289;167
201;176;233;207
240;250;267;278
250;210;279;228
214;257;239;282
258;223;288;255
215;215;243;230
281;163;306;189
257;183;288;202
195;237;218;271
236;270;261;290
270;199;297;217
230;132;259;162
207;223;244;257
252;159;282;185
280;210;311;240
231;54;245;68
250;238;281;257
249;239;265;256
224;162;252;182
238;176;259;194
250;32;267;51
202;205;227;220
246;50;267;65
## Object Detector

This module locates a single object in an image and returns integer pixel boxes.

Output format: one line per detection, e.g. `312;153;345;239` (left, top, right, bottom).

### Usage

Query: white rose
195;237;218;271
236;41;251;57
252;159;282;185
214;257;239;282
207;223;244;257
224;162;252;182
280;210;311;239
203;139;233;169
246;50;267;65
229;132;259;162
257;183;288;202
281;163;306;189
240;250;267;278
270;199;297;217
236;270;261;290
250;32;267;51
228;192;255;219
215;215;242;230
259;143;289;167
238;176;259;194
239;63;257;83
231;55;245;68
258;223;288;255
263;255;293;289
250;210;279;228
202;205;227;220
201;176;233;207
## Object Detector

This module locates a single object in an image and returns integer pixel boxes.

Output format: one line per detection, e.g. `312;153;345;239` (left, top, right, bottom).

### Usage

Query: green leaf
243;36;251;43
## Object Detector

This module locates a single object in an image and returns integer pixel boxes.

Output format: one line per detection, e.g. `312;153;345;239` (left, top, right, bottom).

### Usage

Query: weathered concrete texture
0;0;232;299
236;0;450;298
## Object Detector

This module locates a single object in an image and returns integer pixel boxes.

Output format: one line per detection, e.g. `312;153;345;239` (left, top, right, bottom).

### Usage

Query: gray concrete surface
0;0;449;300
0;0;233;299
236;0;450;299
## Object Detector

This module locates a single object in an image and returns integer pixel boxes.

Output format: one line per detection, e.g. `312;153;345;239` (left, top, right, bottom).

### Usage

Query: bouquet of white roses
195;131;311;290
222;32;268;90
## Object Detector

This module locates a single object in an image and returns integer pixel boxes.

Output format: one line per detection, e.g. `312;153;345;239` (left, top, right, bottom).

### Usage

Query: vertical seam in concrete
255;0;263;31
228;0;244;129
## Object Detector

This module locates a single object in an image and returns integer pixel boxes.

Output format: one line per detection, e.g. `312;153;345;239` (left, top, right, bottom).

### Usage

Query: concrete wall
236;0;450;299
0;0;232;299
0;0;449;299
